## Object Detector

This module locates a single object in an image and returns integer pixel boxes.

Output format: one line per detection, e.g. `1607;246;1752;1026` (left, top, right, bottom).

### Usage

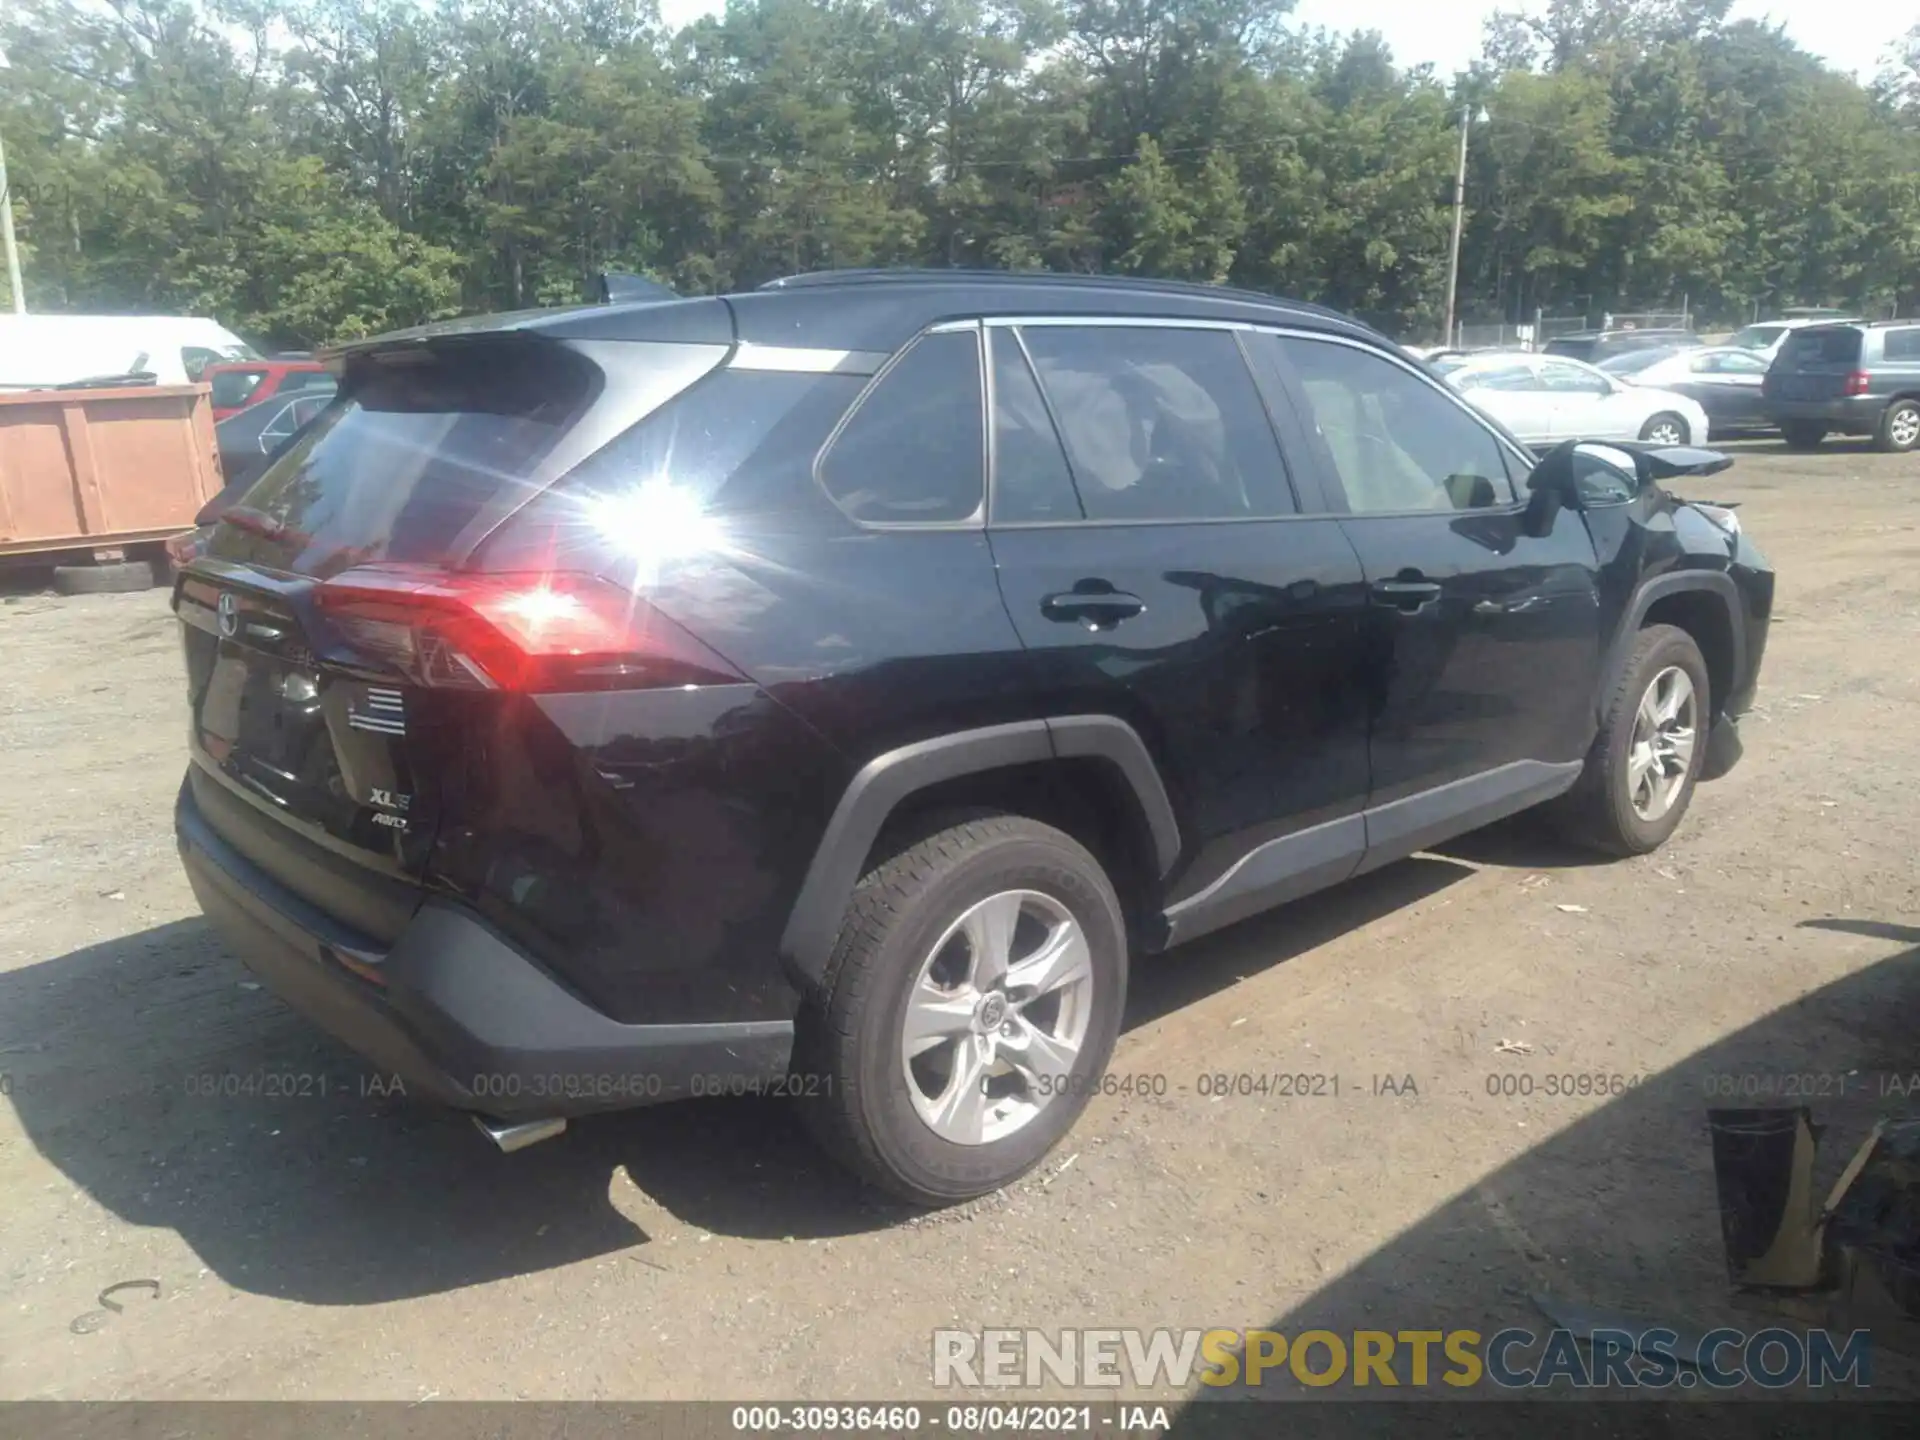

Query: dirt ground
2;440;1917;1406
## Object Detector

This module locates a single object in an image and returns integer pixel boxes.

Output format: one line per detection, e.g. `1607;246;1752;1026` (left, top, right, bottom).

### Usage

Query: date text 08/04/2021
728;1406;1171;1434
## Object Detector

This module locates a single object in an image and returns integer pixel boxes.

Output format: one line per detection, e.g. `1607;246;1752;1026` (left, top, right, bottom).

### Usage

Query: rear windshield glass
210;368;266;408
1781;328;1862;366
1542;338;1595;361
209;341;600;578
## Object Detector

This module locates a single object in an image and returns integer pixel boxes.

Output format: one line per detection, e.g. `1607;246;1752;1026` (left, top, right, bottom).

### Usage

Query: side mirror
1523;439;1733;536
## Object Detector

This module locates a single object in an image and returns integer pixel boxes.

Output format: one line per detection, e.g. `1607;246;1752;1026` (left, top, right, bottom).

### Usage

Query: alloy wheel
1644;419;1684;446
1890;406;1920;449
899;889;1094;1145
1627;665;1697;821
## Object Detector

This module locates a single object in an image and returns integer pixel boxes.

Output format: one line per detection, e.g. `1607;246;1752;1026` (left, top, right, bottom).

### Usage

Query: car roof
327;269;1385;360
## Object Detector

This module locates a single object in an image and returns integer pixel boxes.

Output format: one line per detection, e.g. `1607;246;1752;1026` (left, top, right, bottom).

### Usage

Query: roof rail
757;267;1350;321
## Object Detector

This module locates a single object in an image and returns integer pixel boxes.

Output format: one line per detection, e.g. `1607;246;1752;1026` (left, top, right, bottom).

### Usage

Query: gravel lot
1;441;1916;1405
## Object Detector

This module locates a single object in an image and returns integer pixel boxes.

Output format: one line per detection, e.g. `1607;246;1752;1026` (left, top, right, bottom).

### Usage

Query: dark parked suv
1762;320;1920;451
172;270;1774;1203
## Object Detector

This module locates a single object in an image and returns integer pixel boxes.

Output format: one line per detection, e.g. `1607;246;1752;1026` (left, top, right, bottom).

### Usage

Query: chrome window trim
984;316;1305;528
981;314;1247;332
729;342;890;376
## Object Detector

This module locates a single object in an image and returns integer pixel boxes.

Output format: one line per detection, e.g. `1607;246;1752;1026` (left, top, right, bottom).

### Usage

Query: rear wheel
1876;400;1920;453
1780;420;1828;450
1550;624;1710;857
51;560;157;595
1638;412;1688;446
795;814;1127;1205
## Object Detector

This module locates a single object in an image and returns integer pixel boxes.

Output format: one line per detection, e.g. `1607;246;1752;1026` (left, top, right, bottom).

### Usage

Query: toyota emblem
217;591;239;638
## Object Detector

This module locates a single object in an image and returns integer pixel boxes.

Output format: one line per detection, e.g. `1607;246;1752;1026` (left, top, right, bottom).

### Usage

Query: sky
1286;0;1913;79
656;0;1915;81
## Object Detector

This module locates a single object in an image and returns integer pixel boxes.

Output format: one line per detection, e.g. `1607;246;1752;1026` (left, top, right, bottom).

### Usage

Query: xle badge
369;788;412;830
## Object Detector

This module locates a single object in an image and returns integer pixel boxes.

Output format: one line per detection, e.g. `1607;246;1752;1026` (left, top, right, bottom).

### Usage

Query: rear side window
1276;337;1516;514
1782;328;1862;366
1883;328;1920;361
1539;360;1610;394
211;339;600;578
1018;325;1294;521
210;368;266;408
988;331;1082;523
1454;361;1538;391
817;330;985;524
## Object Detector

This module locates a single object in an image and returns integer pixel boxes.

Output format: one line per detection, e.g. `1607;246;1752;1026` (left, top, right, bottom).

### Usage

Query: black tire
1875;399;1920;453
1637;412;1689;445
794;814;1127;1206
1780;420;1827;450
1549;624;1711;857
51;560;156;595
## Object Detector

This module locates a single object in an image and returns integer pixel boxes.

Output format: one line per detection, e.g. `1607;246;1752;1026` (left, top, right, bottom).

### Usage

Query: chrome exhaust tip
473;1114;567;1153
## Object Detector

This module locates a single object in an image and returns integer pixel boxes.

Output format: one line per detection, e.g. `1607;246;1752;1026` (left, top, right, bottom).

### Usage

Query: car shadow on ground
1430;809;1618;872
3;855;1478;1307
1171;921;1920;1424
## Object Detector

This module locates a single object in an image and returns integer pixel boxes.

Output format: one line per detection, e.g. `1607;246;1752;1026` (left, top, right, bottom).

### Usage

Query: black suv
172;270;1774;1204
1762;320;1920;451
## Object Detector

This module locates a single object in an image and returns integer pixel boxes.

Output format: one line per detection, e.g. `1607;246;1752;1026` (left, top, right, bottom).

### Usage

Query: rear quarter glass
472;366;867;580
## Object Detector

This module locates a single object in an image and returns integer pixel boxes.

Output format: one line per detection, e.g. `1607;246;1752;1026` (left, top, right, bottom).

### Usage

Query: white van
0;314;257;390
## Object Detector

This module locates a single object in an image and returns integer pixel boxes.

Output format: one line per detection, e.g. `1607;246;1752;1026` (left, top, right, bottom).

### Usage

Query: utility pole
1442;104;1487;347
0;129;23;315
0;49;21;314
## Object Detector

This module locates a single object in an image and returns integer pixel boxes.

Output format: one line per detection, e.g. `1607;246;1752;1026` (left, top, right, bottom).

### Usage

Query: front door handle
1041;588;1146;629
1371;578;1442;612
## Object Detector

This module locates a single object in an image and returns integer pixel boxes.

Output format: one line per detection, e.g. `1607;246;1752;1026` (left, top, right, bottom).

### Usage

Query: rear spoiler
319;273;686;364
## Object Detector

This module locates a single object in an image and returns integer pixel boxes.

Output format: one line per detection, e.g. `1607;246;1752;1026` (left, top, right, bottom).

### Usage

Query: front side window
1276;337;1516;515
817;330;984;524
1017;325;1294;521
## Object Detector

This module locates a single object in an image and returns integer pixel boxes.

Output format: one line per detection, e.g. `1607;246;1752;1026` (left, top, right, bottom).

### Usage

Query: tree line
4;0;1920;348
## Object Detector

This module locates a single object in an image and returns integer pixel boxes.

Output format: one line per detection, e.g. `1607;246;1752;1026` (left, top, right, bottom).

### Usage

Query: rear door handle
1371;578;1442;612
1041;589;1146;628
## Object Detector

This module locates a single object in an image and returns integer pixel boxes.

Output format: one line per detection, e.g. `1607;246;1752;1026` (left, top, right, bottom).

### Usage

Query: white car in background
1724;313;1862;363
1432;350;1710;449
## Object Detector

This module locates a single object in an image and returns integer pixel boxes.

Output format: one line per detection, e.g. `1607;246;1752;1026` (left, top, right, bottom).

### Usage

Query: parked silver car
1433;350;1711;449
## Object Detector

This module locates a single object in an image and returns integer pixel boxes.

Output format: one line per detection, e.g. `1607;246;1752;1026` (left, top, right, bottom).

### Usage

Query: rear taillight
316;565;742;693
1844;370;1871;396
164;526;212;569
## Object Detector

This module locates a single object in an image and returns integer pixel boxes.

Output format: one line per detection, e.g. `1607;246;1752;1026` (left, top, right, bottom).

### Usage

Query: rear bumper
1764;396;1883;432
176;782;793;1119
